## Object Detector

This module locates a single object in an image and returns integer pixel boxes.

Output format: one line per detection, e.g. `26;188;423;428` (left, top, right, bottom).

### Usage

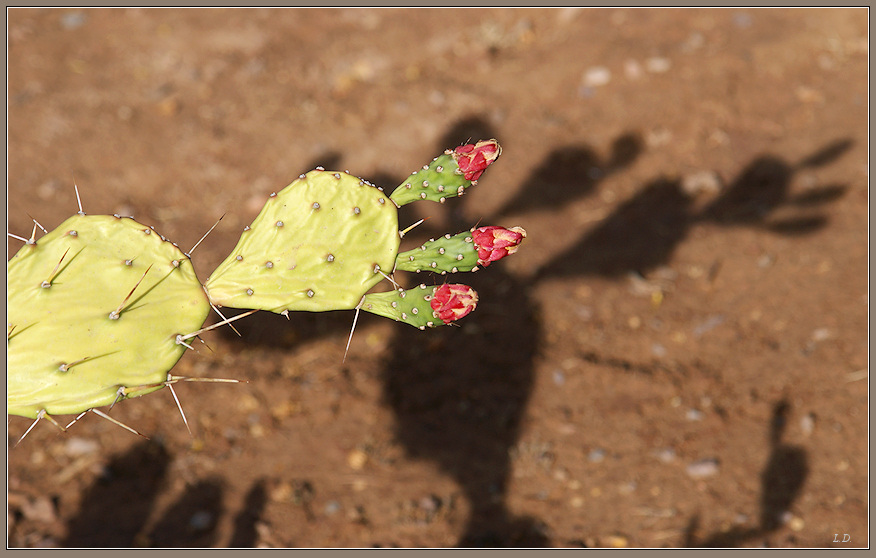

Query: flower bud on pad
395;225;525;274
390;139;501;206
361;283;478;329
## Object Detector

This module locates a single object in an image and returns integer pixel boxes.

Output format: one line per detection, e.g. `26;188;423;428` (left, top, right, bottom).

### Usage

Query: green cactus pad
360;284;442;329
205;170;400;313
6;214;210;419
394;231;480;274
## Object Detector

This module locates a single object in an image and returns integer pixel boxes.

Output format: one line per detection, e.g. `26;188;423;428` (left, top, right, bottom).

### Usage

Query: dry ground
6;8;869;548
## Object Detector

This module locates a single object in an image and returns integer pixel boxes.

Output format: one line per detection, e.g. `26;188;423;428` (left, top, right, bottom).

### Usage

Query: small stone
645;57;671;73
582;66;611;87
324;501;342;516
20;496;56;523
800;413;816;436
681;170;723;196
811;328;832;342
347;449;368;470
686;458;720;478
605;535;628;548
686;409;705;421
588;448;606;463
189;511;213;531
623;59;643;80
653;448;676;463
60;11;87;29
64;437;99;457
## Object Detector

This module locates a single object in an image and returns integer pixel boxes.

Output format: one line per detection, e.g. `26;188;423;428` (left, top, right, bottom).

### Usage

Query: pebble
651;343;667;358
604;535;629;548
645;57;672;73
681;170;723;196
811;328;832;342
624;59;643;80
64;437;100;457
653;448;676;463
20;496;57;523
800;413;816;436
552;370;566;386
692;315;725;338
686;409;705;421
189;511;213;531
324;501;342;516
582;66;612;87
60;11;87;30
347;449;368;470
686;458;720;478
588;448;606;463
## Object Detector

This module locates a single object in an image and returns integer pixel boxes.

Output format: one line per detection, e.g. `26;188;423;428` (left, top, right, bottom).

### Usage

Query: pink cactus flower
453;139;501;181
471;226;527;267
430;284;478;324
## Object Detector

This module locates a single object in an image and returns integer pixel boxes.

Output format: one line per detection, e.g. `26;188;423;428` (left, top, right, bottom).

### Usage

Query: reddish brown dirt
6;8;869;548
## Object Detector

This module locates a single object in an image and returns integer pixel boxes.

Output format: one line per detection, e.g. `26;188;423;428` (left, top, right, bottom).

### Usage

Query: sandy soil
6;8;869;548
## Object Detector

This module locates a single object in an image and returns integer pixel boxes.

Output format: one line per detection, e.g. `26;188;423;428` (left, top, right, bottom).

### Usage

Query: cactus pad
389;139;501;206
6;214;210;419
205;170;400;313
395;225;527;275
395;231;481;274
361;283;478;329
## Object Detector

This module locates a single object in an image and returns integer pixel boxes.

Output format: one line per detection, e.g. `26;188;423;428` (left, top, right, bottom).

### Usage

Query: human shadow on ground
683;399;809;547
538;138;852;280
62;440;267;547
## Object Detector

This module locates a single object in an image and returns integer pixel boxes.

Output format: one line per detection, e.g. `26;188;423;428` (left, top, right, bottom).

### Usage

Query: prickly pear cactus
6;138;525;433
205;170;399;313
6;214;209;419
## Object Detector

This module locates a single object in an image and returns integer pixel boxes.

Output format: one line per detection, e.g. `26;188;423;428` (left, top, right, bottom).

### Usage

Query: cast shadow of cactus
62;440;266;547
683;399;809;547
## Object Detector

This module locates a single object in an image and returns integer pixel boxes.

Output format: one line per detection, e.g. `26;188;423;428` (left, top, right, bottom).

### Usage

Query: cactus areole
6;214;210;419
205;170;400;313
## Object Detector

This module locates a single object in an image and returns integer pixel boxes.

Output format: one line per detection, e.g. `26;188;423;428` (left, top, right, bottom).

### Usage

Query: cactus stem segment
109;263;154;320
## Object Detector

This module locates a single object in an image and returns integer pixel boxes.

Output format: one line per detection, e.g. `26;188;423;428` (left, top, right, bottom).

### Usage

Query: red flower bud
430;284;478;324
471;226;526;267
453;139;501;181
